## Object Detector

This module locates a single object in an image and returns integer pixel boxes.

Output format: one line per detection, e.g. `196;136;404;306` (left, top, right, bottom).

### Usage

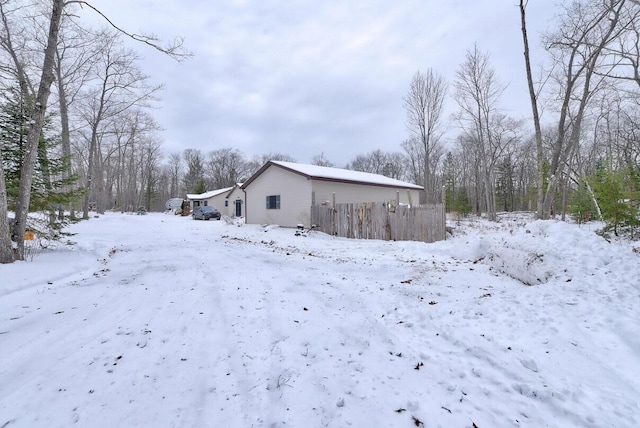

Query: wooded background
2;0;640;262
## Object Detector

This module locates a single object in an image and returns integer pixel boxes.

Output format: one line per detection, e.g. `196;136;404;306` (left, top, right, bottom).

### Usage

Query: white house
224;183;245;217
186;187;234;214
241;161;423;228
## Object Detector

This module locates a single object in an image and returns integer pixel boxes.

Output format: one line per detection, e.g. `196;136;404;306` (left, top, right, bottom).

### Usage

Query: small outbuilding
241;161;423;228
187;187;234;214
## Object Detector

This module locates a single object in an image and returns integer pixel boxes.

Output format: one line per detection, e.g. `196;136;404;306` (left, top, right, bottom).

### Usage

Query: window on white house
266;195;280;209
225;200;228;207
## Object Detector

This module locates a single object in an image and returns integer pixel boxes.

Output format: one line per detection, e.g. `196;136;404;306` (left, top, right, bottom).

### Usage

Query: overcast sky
79;1;558;166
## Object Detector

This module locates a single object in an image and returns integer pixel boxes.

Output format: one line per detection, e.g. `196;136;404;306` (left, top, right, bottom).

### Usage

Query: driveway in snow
1;213;638;427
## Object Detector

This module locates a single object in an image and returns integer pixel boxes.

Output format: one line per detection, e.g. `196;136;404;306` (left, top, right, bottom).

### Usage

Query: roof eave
242;161;422;190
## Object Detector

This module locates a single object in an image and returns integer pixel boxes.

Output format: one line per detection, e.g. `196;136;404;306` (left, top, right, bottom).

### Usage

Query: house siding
188;187;235;215
245;166;312;227
190;195;227;213
225;187;245;217
311;180;420;207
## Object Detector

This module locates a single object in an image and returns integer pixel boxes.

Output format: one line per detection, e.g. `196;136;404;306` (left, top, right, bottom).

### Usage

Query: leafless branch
65;1;192;62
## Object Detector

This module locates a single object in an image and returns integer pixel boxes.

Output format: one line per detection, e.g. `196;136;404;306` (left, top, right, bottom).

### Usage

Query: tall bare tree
454;45;506;221
539;0;629;218
167;152;183;197
102;108;159;212
77;30;162;217
54;16;98;218
519;0;546;219
403;69;448;203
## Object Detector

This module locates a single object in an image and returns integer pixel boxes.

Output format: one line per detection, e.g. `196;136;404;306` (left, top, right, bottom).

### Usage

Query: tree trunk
541;0;624;219
12;0;64;260
483;167;497;221
55;47;74;218
82;131;96;219
0;145;15;263
519;0;545;219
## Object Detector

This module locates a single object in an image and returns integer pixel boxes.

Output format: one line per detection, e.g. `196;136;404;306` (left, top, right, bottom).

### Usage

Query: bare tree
102;109;160;212
597;1;640;89
401;137;424;188
618;100;640;166
454;45;506;221
538;0;628;218
347;150;389;174
403;69;448;202
54;16;98;218
140;136;163;211
205;148;247;189
245;152;296;177
77;30;162;217
311;152;334;167
346;150;409;180
519;0;546;219
167;152;182;197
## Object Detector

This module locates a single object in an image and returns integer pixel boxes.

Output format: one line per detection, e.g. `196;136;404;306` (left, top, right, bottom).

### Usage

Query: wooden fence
310;202;445;243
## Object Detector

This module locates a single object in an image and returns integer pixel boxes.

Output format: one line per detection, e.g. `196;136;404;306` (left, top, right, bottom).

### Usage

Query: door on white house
235;199;243;217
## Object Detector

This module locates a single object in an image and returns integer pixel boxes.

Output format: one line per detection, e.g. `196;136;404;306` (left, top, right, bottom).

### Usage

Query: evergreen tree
592;164;638;237
452;186;472;217
569;179;597;224
0;86;29;204
193;178;207;194
0;85;81;242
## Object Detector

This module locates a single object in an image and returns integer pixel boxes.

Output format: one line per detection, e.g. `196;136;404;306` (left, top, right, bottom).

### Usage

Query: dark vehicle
192;206;221;221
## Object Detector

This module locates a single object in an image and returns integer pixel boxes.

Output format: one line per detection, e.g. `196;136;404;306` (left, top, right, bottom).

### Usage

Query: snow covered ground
1;212;639;428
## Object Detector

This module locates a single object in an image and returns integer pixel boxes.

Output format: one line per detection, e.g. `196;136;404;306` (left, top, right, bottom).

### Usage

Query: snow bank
460;220;618;285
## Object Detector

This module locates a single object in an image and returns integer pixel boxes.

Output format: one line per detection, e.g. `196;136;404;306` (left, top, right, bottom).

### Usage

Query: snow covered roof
242;161;423;190
186;186;234;200
223;183;244;197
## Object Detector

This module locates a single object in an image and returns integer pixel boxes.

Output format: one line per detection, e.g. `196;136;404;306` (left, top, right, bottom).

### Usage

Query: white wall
191;194;227;214
312;180;421;207
225;187;245;217
244;165;422;227
245;166;312;227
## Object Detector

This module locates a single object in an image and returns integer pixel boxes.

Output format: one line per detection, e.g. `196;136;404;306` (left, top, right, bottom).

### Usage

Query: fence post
332;192;336;236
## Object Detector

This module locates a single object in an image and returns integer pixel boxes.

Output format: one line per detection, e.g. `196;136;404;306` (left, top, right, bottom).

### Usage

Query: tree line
0;0;187;262
166;0;640;237
2;0;640;263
